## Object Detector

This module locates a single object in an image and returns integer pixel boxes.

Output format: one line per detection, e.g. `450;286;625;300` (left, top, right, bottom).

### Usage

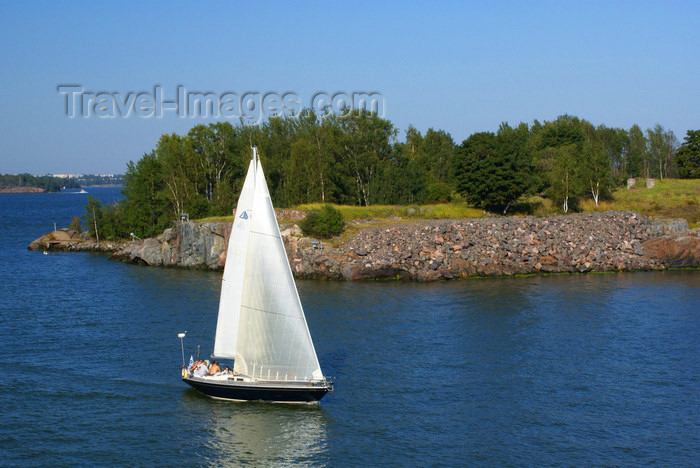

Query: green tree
548;144;584;213
156;133;201;219
454;125;532;213
99;202;129;240
259;116;298;207
628;125;647;178
646;124;678;179
333;110;396;206
675;130;700;178
425;181;452;203
531;115;586;193
187;122;245;215
454;131;496;206
421;128;455;185
121;151;168;237
374;141;427;204
598;125;629;181
68;216;83;232
404;125;424;161
535;115;584;149
372;125;428;204
580;137;612;208
89;113;685;230
83;195;103;241
286;111;338;205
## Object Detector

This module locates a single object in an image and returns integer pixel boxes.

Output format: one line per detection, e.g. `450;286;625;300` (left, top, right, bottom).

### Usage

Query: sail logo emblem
240;211;249;220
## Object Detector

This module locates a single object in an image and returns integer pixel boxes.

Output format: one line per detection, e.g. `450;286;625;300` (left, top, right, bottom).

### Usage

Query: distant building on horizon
51;173;84;179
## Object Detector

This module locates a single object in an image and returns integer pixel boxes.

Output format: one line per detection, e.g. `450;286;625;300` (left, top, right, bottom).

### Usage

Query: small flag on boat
188;355;194;369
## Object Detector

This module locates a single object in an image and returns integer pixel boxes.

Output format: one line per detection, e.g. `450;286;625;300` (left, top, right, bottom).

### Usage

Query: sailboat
181;147;332;402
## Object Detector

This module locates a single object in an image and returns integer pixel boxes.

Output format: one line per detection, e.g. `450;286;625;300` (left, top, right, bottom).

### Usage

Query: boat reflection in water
183;396;329;465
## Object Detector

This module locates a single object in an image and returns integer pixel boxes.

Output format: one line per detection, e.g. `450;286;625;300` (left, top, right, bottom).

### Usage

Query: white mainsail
213;148;324;382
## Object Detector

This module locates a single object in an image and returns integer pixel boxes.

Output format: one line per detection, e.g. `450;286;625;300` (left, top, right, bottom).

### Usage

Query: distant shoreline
0;186;46;193
0;185;123;193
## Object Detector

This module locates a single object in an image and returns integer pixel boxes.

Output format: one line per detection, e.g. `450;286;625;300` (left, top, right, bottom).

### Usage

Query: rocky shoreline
329;213;694;280
28;228;127;252
1;186;46;193
29;211;699;280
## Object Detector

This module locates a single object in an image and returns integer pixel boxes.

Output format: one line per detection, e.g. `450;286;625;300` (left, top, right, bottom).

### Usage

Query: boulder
28;228;81;250
280;224;303;237
642;228;700;268
27;228;128;252
139;238;163;266
648;218;689;236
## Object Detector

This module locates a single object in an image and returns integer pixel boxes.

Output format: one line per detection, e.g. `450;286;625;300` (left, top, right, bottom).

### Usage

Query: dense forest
82;109;699;240
0;174;80;192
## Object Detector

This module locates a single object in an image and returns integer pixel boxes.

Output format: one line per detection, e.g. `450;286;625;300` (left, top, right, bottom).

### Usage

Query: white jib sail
215;149;324;382
212;158;256;359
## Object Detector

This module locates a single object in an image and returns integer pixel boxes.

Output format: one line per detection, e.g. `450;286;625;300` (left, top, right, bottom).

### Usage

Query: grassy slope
295;203;486;220
196;215;235;223
196;203;486;224
198;179;699;228
583;178;700;227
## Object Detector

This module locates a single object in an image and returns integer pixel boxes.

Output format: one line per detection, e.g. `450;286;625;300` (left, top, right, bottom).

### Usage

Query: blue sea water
0;189;698;466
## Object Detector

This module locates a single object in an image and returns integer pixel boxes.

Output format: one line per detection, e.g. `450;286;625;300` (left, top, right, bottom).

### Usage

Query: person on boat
189;359;205;375
209;361;221;375
193;360;209;377
222;366;232;375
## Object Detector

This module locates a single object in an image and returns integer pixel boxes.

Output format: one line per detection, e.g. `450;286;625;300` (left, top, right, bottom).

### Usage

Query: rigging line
241;304;304;319
249;230;281;239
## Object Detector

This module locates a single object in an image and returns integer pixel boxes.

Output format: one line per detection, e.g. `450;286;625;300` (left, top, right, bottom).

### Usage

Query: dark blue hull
183;377;331;403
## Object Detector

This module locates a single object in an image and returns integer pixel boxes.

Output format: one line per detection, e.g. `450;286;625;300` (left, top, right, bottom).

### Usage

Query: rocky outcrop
110;222;231;269
28;228;81;250
648;218;689;236
109;214;305;268
31;212;698;280
103;211;698;280
642;227;700;268
28;228;126;252
0;186;45;193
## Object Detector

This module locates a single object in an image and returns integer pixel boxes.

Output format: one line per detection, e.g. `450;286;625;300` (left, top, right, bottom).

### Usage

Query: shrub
424;182;452;203
300;205;344;238
68;216;83;232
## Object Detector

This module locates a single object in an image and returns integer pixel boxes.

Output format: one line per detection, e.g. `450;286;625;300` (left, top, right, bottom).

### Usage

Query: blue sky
1;1;698;174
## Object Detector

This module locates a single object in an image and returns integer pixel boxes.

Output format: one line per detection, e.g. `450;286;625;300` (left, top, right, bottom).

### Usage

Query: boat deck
183;375;332;402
